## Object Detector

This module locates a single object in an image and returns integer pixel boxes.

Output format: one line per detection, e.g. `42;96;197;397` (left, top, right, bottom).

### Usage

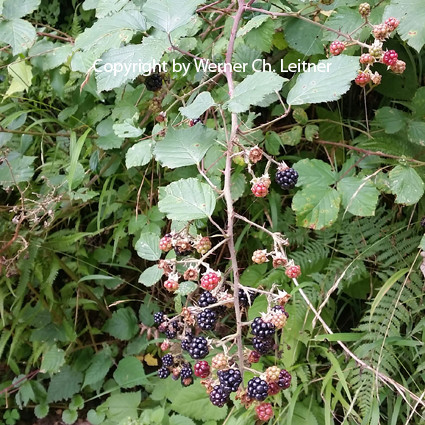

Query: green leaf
2;0;40;18
154;126;216;168
231;173;246;201
5;61;33;96
322;7;365;42
407;120;425;146
142;0;201;33
388;165;424;205
375;107;407;134
83;350;113;388
126;141;153;169
287;56;359;105
87;409;105;425
83;0;128;18
179;92;215;119
419;235;425;250
0;151;35;188
280;125;302;146
30;42;73;71
139;265;164;287
113;356;147;388
113;120;143;138
62;409;78;425
34;404;49;419
411;87;425;118
284;18;323;55
384;0;425;52
337;177;379;217
0;18;36;55
69;395;84;410
68;130;91;191
244;19;275;53
225;72;287;113
95;37;168;92
47;366;83;403
305;124;319;141
102;392;141;422
293;159;336;188
170;415;197;425
237;15;270;37
75;11;146;57
292;186;341;229
103;307;139;340
169;381;228;421
158;178;216;220
175;281;198;296
95;118;123;150
135;232;161;261
40;345;65;374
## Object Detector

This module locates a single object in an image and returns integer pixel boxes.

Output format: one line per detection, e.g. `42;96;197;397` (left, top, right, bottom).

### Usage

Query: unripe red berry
355;71;371;87
159;235;172;252
200;271;220;290
382;50;398;66
359;53;375;65
373;23;389;41
256;403;274;422
164;279;179;292
384;17;399;32
251;181;268;198
194;361;211;378
285;265;301;279
390;60;406;74
329;40;345;56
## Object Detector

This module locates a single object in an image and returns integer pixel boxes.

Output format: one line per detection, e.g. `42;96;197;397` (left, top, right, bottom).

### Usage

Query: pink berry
359;53;375;65
159;235;172;252
329;40;345;56
373;23;389;40
390;60;406;74
355;71;371;87
285;265;301;279
164;279;179;292
256;403;274;421
382;50;398;66
200;271;220;290
251;182;268;198
385;17;399;32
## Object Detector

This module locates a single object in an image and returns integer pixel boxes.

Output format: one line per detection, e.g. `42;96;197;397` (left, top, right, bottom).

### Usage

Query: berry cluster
145;73;163;91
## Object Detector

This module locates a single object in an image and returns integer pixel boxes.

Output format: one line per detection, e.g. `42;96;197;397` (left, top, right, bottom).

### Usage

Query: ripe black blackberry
217;368;242;393
247;377;269;401
158;367;170;379
145;73;162;91
252;337;274;355
188;336;209;359
164;321;179;339
278;369;292;389
181;333;193;352
154;311;165;325
275;167;298;189
197;308;217;331
161;354;174;367
209;385;229;407
198;291;217;308
181;363;193;379
251;317;276;339
238;289;258;307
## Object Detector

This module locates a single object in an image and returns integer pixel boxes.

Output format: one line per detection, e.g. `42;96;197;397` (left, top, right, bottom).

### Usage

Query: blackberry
252;337;274;355
275;167;299;189
278;369;292;389
164;321;179;339
197;308;217;331
247;377;269;401
238;289;258;307
161;354;174;367
251;317;276;339
272;305;289;317
194;361;210;378
181;333;193;352
209;385;229;407
198;291;217;308
154;311;165;325
181;363;193;379
217;368;242;393
188;336;209;359
145;73;162;91
158;367;170;379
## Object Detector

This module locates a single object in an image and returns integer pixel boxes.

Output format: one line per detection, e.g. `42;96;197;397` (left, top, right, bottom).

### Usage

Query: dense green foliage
0;0;425;424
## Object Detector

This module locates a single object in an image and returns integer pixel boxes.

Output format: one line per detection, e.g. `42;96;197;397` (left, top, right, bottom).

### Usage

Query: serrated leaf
142;0;201;33
75;11;146;57
103;307;139;340
5;61;32;96
292;186;341;229
225;72;286;113
29;42;73;71
83;0;128;18
293;159;336;188
2;0;40;18
0;18;36;54
95;118;122;149
47;366;83;403
175;281;198;296
170;381;228;421
34;404;49;419
83;350;113;388
113;120;143;138
388;165;424;205
170;415;197;425
407;120;425;146
154;126;216;168
69;395;84;410
103;392;141;422
337;177;379;217
237;15;270;37
126;141;153;169
245;18;274;53
287;56;359;105
305;124;319;141
95;37;168;92
179;92;215;119
158;178;216;220
285;18;323;55
384;0;425;52
375;107;407;134
139;265;164;287
87;410;105;425
113;357;147;388
40;345;65;374
0;151;35;187
322;7;365;42
231;173;246;201
280;125;302;146
62;409;78;425
135;232;161;261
